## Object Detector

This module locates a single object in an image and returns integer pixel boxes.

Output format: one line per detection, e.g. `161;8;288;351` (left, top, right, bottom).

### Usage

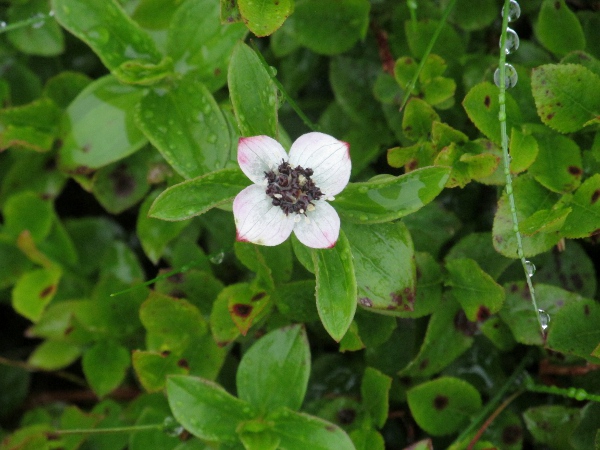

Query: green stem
110;258;206;297
452;348;534;447
497;0;544;334
523;374;600;403
0;11;53;34
52;424;163;435
399;0;457;111
249;41;319;132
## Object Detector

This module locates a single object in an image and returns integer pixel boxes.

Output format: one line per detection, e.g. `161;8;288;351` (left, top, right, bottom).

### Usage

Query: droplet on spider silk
538;309;550;331
502;0;521;22
209;251;225;265
524;260;536;277
500;28;520;54
494;63;518;89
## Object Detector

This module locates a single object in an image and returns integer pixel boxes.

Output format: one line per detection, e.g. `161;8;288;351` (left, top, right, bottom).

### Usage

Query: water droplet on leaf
502;0;521;22
525;260;536;277
494;63;518;89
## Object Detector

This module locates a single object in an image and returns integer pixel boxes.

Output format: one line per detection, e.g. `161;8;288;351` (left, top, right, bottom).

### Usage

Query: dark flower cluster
264;160;323;216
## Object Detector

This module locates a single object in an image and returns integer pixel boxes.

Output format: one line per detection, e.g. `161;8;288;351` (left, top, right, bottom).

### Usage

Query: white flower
233;132;351;248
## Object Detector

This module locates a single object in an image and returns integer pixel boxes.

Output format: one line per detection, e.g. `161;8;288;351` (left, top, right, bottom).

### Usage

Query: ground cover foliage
0;0;600;448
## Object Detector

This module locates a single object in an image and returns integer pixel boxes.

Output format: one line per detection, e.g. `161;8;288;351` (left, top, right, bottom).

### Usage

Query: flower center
264;160;323;216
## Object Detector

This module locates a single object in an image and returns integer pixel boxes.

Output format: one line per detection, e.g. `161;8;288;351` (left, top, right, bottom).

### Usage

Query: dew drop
538;309;550;331
359;215;368;221
0;21;6;29
49;10;55;17
207;134;217;144
574;389;587;401
210;251;225;265
502;0;521;22
493;63;518;89
32;13;46;29
524;260;536;277
500;28;520;55
358;186;368;194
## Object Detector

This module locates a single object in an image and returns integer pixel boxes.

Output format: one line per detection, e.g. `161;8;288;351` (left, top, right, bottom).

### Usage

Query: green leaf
286;0;370;55
234;240;293;287
462;82;522;145
82;341;130;398
238;0;293;37
132;350;189;392
344;221;416;314
399;298;474;377
58;75;147;173
28;340;82;370
149;168;249;221
403;202;460;256
535;0;585;57
546;299;600;363
272;280;319;323
51;0;161;73
129;407;181;450
534;241;596;298
0;97;62;152
7;0;64;56
445;258;505;322
571;403;600;450
492;176;561;258
210;284;244;346
137;190;191;264
333;166;450;224
136;75;232;179
443;0;496;31
228;42;278;138
500;283;586;345
402;98;440;141
270;408;355;450
91;148;154;214
3;192;54;242
140;292;207;354
221;0;243;23
445;232;512;280
227;285;272;336
350;429;385;450
361;367;392;429
312;231;356;342
523;405;580;449
12;268;61;322
561;174;600;238
407;377;482;436
339;321;364;352
168;0;247;91
405;20;465;61
43;71;92;109
239;426;280;450
509;128;538;174
237;325;310;414
167;375;254;442
531;64;600;133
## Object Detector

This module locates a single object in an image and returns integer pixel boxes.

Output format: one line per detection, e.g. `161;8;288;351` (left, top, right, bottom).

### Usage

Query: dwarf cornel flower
233;132;351;248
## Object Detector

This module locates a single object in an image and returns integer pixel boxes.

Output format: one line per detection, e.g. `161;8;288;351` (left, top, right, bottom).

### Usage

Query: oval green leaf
58;75;146;173
407;377;482;436
135;75;232;179
166;375;254;442
237;325;310;414
333;166;450;224
238;0;293;37
149;168;250;221
312;230;357;342
532;64;600;133
228;42;278;138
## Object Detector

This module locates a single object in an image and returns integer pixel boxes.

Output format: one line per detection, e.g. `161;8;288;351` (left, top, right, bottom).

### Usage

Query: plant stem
52;424;163;435
497;0;544;334
0;12;53;34
0;355;87;387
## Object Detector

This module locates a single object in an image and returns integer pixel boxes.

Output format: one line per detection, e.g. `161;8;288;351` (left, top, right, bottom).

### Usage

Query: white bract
233;132;351;248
